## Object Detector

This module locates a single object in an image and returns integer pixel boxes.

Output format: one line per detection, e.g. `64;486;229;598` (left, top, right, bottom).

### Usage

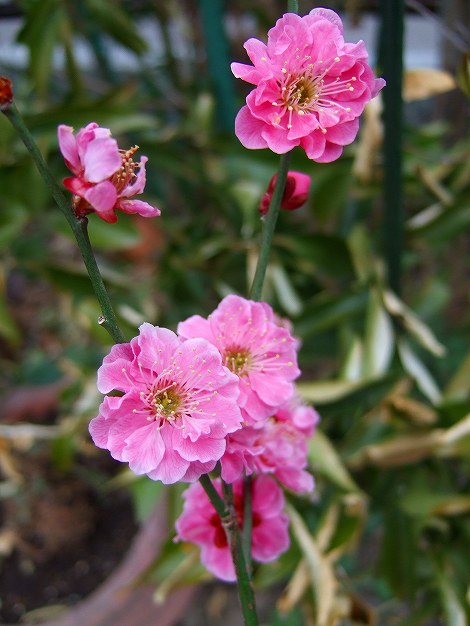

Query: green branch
199;475;259;626
2;100;125;344
249;151;292;300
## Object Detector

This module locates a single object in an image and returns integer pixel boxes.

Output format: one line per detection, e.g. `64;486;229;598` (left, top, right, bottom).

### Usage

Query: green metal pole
379;0;404;295
199;0;237;131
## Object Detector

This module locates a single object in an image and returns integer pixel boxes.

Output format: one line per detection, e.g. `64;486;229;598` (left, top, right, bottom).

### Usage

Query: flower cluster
175;475;289;581
58;123;161;223
231;9;385;162
90;294;318;579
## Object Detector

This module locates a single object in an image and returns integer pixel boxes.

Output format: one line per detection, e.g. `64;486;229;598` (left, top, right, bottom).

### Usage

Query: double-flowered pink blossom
175;475;289;581
221;397;319;493
232;9;385;162
58;122;161;223
177;295;300;424
89;324;243;484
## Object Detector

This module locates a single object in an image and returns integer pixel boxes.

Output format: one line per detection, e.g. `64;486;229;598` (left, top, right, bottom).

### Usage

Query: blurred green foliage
1;1;470;624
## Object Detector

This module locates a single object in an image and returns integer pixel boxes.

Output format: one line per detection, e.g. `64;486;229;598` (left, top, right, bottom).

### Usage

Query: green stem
249;151;292;300
199;475;259;626
287;0;299;12
242;475;253;575
2;102;125;344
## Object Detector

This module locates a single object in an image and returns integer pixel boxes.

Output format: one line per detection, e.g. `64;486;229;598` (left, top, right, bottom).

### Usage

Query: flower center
285;73;318;109
136;380;185;428
224;348;251;375
151;388;181;418
111;145;140;192
273;56;356;129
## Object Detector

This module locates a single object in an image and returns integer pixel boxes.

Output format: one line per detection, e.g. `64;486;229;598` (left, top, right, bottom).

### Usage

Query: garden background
0;0;470;624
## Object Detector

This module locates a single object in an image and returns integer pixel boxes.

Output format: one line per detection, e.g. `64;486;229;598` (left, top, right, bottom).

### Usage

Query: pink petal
234;106;268;149
147;449;190;485
97;342;134;393
180;460;217;482
252;515;290;561
135;323;181;372
308;8;344;33
252;475;286;514
177;315;215;344
121;423;165;474
58;125;80;173
117;199;161;218
174;432;226;463
120;156;147;197
83;136;121;183
62;176;91;197
244;38;269;68
84;181;118;222
231;62;263;85
249;372;295;407
276;467;315;493
202;544;235;581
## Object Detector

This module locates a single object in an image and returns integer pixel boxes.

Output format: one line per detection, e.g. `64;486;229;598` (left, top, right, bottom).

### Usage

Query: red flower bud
258;171;311;216
0;76;13;109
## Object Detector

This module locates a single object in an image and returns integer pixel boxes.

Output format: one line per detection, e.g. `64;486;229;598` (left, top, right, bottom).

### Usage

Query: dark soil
0;454;137;624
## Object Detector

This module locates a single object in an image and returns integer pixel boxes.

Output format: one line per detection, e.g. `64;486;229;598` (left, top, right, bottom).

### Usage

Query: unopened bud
0;76;13;109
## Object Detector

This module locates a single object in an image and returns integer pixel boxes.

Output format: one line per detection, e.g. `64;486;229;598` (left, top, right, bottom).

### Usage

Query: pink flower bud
258;170;311;215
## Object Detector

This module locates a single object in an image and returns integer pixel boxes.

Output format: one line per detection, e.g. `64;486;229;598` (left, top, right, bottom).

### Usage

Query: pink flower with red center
221;397;319;493
58;122;161;223
231;9;385;162
175;475;289;581
259;170;311;215
177;295;300;425
89;323;243;484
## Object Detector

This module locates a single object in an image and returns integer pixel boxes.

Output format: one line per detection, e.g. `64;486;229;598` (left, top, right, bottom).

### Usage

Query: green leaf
308;429;361;493
398;338;442;404
130;478;164;523
84;0;147;55
438;575;467;626
295;290;368;338
0;289;20;348
288;504;337;626
298;377;381;404
269;263;303;316
87;215;141;251
362;289;394;377
379;505;417;599
276;233;354;280
384;290;445;357
18;0;67;96
339;335;363;381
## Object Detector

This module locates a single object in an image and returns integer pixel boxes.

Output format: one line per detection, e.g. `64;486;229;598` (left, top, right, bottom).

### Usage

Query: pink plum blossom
175;475;290;581
259;170;311;215
89;324;243;484
221;397;319;493
177;295;300;424
58;122;161;223
231;9;385;162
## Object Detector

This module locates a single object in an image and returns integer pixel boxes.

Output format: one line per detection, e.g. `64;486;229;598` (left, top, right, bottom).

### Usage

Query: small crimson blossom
231;9;385;162
89;324;243;484
259;170;311;215
177;295;300;424
58;122;161;223
221;397;319;493
175;475;290;581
